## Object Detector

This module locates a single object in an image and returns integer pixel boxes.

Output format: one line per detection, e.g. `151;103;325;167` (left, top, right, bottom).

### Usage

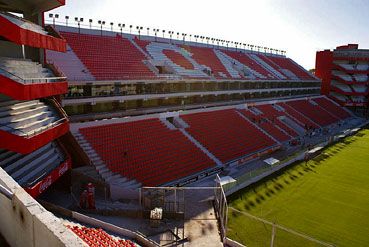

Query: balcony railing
0;67;66;84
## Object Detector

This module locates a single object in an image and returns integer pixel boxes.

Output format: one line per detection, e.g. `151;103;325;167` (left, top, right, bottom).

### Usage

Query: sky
46;0;369;70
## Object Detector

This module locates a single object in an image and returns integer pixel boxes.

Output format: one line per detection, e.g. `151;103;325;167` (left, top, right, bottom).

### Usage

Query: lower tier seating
238;109;291;142
67;225;136;247
80;119;215;186
312;97;351;119
0;142;65;187
277;102;319;129
285;99;339;127
253;104;299;137
181;109;276;163
0;99;62;136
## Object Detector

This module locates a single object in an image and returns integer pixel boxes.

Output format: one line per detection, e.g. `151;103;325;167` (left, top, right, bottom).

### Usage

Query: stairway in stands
0;99;61;136
0;57;54;82
0;142;65;188
46;45;95;81
73;131;141;189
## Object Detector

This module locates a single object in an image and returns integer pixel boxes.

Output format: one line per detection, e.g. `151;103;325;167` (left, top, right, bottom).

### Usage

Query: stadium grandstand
0;0;368;247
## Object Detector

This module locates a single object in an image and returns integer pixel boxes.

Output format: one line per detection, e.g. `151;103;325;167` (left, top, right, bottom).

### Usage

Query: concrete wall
0;168;86;247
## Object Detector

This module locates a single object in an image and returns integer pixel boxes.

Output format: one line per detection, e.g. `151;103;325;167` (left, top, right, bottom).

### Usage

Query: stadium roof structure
0;0;64;13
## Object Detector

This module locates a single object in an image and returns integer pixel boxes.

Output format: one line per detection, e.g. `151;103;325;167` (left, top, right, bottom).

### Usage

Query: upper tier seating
0;142;64;187
0;57;56;83
0;12;47;35
67;225;136;247
80;119;215;186
134;39;209;78
285;99;338;127
46;46;95;81
0;99;62;136
48;28;317;82
61;32;155;80
224;51;276;79
181;109;276;163
266;56;315;80
182;45;231;78
162;49;195;70
312;97;351;119
255;54;289;78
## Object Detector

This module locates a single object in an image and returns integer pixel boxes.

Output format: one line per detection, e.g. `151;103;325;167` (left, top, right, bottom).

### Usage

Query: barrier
0;168;85;247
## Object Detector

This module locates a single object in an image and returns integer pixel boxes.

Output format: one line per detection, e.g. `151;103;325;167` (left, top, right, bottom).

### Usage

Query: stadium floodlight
168;31;174;43
182;33;187;44
189;34;192;42
74;17;83;34
129;25;133;34
162;30;165;38
118;23;124;35
146;27;150;35
98;20;105;36
136;26;143;40
65;16;69;26
110;22;114;31
153;29;159;41
49;13;59;27
88;19;92;29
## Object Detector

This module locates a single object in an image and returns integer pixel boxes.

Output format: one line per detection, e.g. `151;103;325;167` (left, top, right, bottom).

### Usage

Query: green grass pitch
227;128;369;247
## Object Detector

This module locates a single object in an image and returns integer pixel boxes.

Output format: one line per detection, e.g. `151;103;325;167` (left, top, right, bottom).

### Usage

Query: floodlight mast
49;13;59;27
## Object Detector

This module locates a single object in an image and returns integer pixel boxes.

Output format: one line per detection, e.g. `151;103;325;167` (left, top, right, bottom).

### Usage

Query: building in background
316;44;369;116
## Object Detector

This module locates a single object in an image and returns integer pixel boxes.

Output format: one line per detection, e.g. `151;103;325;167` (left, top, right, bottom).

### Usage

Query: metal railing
0;184;13;200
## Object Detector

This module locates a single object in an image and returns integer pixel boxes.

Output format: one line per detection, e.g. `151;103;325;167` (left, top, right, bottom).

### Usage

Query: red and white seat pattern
49;27;317;81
